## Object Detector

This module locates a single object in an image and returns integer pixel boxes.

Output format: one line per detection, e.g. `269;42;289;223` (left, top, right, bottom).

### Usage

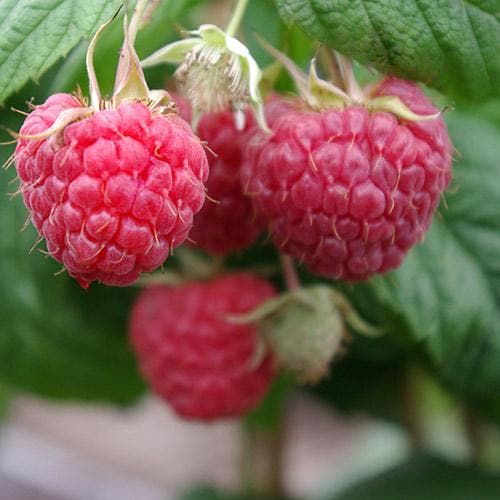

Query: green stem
225;0;249;37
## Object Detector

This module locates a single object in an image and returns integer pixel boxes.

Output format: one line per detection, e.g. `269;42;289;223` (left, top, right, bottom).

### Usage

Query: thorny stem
280;254;300;291
225;0;249;37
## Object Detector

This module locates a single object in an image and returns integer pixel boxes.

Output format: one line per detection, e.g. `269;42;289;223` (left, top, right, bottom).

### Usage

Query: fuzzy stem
225;0;249;37
280;254;300;291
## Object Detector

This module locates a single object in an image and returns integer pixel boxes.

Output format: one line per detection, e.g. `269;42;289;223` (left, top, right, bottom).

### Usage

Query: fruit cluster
12;10;452;420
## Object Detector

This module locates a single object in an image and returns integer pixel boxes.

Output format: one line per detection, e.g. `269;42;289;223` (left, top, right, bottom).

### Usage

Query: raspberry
15;93;208;288
173;93;265;255
242;78;452;281
129;273;277;420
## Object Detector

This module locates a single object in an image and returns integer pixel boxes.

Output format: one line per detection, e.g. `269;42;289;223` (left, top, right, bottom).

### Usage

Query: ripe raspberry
129;273;277;420
242;78;452;281
172;92;265;255
15;93;208;288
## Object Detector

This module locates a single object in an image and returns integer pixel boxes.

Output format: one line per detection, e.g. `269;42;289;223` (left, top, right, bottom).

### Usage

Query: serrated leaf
329;456;500;500
0;0;122;105
346;112;500;423
274;0;500;102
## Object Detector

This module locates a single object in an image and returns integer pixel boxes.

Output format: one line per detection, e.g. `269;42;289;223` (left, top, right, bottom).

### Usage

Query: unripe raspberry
172;92;265;255
15;94;208;288
243;78;452;281
129;273;277;421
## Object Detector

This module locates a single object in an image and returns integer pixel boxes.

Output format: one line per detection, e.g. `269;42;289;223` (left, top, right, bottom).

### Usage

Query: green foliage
0;0;122;104
273;0;500;101
245;374;293;431
340;112;500;423
315;340;409;423
0;186;145;402
328;456;500;499
0;381;11;418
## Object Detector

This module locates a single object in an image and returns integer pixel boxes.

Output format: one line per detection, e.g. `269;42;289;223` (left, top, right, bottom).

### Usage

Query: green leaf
0;0;123;105
245;374;293;431
346;111;500;423
273;0;500;101
329;456;500;500
314;340;408;423
0;98;144;404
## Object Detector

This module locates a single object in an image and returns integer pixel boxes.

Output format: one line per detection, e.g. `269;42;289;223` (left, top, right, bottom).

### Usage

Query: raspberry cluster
14;15;454;421
16;94;208;288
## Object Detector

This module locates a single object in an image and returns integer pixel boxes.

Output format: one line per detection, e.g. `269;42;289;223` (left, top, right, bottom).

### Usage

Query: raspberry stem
240;422;285;497
225;0;249;37
280;254;300;291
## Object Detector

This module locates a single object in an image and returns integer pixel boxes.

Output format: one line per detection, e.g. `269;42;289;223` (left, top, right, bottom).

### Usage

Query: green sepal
367;95;442;122
141;38;201;66
308;57;350;110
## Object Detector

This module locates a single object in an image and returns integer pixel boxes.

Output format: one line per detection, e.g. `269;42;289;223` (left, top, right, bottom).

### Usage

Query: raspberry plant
0;0;500;499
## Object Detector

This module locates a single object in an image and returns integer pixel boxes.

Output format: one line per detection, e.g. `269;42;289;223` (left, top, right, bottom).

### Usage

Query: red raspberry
129;273;277;420
15;93;208;288
242;78;452;281
173;93;265;255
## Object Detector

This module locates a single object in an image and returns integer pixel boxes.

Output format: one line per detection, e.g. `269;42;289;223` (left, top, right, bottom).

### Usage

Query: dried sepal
15;106;94;141
260;40;446;123
112;13;150;106
308;58;350;110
